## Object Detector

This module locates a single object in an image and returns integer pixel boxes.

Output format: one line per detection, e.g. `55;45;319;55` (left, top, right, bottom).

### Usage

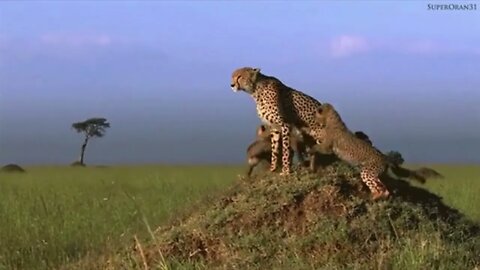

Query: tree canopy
72;117;111;138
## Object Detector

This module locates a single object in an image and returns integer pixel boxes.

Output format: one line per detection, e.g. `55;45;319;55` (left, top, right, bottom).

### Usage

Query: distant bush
0;164;26;173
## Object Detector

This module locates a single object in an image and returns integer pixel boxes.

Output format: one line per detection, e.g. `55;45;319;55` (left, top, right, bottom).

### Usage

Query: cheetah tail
412;167;444;180
388;164;444;184
389;165;426;184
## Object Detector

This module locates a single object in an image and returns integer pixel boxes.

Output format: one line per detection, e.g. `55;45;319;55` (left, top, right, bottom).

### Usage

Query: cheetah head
256;124;270;139
315;103;347;131
230;67;261;93
314;104;333;128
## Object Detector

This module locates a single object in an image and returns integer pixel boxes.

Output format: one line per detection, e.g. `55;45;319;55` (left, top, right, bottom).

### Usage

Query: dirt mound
0;163;26;173
111;163;479;269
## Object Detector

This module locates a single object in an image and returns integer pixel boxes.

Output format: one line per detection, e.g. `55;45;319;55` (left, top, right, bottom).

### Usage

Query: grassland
410;164;480;221
0;164;478;269
0;165;239;270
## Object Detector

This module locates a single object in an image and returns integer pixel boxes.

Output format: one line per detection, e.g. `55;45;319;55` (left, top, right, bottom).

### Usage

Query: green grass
0;165;240;270
0;164;478;269
408;164;480;221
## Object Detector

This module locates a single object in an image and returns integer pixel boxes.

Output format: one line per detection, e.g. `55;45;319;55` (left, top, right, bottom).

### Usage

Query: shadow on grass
383;173;479;235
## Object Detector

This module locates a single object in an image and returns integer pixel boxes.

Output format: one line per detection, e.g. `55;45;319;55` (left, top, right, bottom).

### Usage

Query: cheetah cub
309;103;391;200
245;125;274;177
246;125;311;177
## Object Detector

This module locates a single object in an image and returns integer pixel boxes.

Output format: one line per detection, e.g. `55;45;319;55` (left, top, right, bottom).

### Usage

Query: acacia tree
72;117;110;166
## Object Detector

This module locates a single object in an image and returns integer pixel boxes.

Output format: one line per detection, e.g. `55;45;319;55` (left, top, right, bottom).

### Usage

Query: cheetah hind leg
360;167;390;201
279;125;292;176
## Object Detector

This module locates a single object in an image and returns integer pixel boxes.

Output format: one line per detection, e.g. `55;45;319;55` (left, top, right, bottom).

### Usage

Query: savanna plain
0;164;479;269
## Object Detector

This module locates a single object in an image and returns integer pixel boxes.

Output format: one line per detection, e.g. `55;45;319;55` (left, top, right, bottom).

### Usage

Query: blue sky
0;1;479;165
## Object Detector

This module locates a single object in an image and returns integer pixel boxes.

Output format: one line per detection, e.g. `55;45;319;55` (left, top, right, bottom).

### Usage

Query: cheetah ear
258;125;268;134
253;68;261;73
316;107;323;116
256;125;266;137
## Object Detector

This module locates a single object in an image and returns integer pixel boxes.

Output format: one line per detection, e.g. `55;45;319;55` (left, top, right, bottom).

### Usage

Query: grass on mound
95;163;479;270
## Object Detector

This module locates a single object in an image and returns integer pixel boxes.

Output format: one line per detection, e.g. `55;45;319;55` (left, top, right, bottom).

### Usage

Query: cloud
0;33;130;63
0;33;116;62
39;33;113;47
328;35;479;58
330;35;370;58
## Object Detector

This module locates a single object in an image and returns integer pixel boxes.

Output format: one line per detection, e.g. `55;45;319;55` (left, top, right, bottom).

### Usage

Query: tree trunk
79;136;89;165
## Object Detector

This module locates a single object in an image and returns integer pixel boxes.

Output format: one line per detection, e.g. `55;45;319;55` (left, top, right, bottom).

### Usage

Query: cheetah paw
372;190;390;201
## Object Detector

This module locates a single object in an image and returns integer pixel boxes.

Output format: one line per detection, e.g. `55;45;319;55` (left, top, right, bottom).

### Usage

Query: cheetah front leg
268;125;292;175
307;139;332;173
308;149;317;172
280;124;292;175
360;166;390;200
270;127;281;173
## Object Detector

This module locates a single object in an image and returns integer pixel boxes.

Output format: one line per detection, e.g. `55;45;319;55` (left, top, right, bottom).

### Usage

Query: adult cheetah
231;67;323;175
